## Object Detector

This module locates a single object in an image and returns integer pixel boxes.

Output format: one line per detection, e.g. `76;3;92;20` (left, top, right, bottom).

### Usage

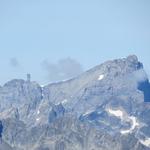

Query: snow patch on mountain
106;108;124;120
140;138;150;148
106;108;140;135
40;85;45;88
61;99;68;104
83;109;94;116
37;110;40;115
36;118;40;121
121;116;139;134
98;74;104;80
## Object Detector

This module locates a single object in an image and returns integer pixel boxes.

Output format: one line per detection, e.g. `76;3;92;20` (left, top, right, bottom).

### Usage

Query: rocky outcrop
0;55;150;149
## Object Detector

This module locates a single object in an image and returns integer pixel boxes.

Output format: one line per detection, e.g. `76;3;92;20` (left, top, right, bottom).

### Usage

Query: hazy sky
0;0;150;85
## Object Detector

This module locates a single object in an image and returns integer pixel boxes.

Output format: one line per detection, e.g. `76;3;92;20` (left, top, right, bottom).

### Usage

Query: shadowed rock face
0;121;13;150
0;121;3;138
48;103;65;123
0;55;150;150
138;80;150;102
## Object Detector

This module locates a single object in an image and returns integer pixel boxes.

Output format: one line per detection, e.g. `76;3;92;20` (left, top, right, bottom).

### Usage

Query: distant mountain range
0;55;150;150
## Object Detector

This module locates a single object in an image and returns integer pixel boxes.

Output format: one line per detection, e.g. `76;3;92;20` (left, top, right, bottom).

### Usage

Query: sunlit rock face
0;55;150;150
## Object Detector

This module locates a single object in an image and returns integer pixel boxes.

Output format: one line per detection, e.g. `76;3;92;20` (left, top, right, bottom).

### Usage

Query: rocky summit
0;55;150;150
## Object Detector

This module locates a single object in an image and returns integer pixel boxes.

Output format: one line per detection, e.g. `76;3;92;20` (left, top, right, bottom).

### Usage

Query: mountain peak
88;55;143;81
126;55;138;63
126;55;143;70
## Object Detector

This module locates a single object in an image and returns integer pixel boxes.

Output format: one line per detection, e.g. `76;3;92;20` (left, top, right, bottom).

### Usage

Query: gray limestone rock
0;55;150;150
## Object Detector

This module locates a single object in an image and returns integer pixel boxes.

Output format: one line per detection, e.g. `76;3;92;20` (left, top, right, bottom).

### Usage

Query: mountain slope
0;55;150;150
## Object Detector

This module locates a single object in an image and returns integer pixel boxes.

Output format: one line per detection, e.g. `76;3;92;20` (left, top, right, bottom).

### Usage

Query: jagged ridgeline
0;55;150;150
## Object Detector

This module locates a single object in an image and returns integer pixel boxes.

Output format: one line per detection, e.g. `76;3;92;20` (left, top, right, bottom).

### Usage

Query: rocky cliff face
0;55;150;150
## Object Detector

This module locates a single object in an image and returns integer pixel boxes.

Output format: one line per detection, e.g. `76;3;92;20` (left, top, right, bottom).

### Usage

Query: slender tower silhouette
27;74;31;82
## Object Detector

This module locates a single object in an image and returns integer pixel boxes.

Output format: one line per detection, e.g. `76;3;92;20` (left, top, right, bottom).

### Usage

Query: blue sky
0;0;150;85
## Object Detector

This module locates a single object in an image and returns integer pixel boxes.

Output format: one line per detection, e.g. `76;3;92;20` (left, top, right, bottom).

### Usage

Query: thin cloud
41;58;84;82
133;69;148;83
9;57;20;68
